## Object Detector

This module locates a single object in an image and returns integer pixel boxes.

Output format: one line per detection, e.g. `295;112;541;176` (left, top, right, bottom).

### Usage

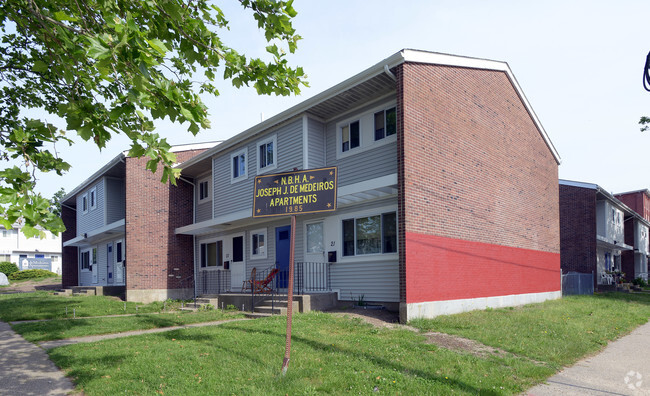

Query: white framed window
200;240;223;268
81;193;88;214
89;186;97;211
250;228;267;259
256;135;277;174
0;254;10;262
341;120;360;153
198;179;211;202
374;107;397;141
342;212;397;257
306;221;324;253
1;229;8;238
230;148;248;183
80;249;91;270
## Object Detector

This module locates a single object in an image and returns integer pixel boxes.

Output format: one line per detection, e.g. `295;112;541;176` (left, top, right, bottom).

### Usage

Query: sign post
252;166;337;375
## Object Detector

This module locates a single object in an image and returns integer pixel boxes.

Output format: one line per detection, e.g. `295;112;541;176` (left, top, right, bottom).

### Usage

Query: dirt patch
423;331;511;358
0;278;62;294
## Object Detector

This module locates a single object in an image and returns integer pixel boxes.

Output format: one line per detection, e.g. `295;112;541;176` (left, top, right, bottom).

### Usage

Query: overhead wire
644;51;650;91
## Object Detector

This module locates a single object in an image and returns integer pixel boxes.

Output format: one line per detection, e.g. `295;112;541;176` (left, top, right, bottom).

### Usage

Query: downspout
384;64;396;81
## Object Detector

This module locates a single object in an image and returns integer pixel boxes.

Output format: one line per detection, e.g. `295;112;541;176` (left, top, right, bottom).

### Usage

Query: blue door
275;225;291;288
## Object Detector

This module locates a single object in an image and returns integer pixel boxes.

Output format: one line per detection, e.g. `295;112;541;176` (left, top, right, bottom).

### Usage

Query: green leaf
146;39;169;56
32;61;48;73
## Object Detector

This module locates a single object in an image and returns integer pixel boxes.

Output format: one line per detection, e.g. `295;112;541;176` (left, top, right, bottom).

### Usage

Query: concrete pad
0;321;75;395
526;320;650;396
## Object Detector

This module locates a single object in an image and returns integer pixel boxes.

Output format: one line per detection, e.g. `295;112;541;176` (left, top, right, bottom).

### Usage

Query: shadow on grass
594;292;650;305
193;320;506;395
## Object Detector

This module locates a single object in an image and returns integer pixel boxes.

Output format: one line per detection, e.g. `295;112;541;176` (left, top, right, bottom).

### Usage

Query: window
341;120;360;152
306;222;324;253
250;229;267;259
89;187;97;210
257;135;277;173
199;179;210;202
0;254;10;262
200;241;223;268
374;107;396;141
1;229;7;238
51;256;59;263
92;247;97;268
81;193;88;214
342;212;397;256
80;250;90;270
116;241;123;263
231;148;247;183
35;254;45;258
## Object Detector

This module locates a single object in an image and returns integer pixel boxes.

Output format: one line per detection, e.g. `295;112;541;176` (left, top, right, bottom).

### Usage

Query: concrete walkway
39;318;249;350
526;320;650;396
0;321;75;396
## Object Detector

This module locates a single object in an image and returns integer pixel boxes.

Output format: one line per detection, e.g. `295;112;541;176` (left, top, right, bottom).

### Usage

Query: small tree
0;261;19;277
0;0;307;238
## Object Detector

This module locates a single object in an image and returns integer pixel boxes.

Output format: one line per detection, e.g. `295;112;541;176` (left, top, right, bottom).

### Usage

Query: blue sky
32;0;650;198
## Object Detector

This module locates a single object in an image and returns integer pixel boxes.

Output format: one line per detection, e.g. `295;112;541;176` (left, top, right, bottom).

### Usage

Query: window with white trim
342;212;397;256
250;228;267;259
341;120;360;152
0;254;10;261
89;187;97;210
231;148;248;183
306;222;324;253
80;249;90;270
200;240;223;268
257;135;277;173
81;193;88;214
374;107;396;141
198;179;210;202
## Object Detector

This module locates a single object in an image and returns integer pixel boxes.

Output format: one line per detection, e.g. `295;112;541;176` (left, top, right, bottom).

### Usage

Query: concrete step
244;312;274;319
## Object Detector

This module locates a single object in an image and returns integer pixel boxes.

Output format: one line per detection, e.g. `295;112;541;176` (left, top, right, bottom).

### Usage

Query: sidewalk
0;321;74;396
525;320;650;396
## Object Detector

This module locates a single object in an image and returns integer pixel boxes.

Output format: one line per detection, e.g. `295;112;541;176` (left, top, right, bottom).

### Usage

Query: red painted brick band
405;232;560;304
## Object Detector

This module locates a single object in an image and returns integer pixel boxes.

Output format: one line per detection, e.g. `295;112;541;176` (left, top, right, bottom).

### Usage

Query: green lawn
49;313;552;395
12;311;245;342
0;291;181;321
7;292;650;395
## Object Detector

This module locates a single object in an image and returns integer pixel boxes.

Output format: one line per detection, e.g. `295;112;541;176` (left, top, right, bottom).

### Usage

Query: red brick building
60;143;215;302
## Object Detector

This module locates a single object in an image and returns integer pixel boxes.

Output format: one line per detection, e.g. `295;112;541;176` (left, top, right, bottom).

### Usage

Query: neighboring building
559;180;650;288
615;189;650;279
0;225;62;273
60;143;217;299
175;49;562;322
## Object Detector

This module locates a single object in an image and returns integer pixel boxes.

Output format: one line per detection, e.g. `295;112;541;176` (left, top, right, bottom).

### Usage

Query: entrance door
275;225;291;288
106;243;114;284
91;247;98;284
229;234;245;291
115;240;124;284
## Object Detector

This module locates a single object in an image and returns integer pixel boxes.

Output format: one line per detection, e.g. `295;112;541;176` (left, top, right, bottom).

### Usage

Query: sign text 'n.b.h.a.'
253;167;337;218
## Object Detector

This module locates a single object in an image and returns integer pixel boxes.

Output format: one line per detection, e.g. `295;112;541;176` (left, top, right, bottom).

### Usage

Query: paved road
0;321;74;396
526;320;650;396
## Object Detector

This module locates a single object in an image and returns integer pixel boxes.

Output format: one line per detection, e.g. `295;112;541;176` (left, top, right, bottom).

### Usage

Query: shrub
633;277;648;287
9;269;58;281
0;261;19;277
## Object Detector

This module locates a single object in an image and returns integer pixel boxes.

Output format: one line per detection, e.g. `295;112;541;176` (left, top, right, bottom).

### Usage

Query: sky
29;0;650;198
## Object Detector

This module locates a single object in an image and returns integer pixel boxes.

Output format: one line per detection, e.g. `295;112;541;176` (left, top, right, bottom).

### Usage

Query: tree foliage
0;0;306;238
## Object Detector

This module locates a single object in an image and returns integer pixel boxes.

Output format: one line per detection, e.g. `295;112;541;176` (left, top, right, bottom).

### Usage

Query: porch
194;262;338;314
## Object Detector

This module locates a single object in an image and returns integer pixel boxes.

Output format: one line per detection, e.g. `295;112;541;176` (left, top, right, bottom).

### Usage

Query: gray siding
213;118;303;218
105;177;125;224
77;179;105;236
307;117;326;168
196;172;212;223
325;99;398;186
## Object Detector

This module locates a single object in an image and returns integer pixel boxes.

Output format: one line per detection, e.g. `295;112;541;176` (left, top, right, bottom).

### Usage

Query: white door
114;240;124;284
91;247;98;284
229;234;245;291
304;221;325;291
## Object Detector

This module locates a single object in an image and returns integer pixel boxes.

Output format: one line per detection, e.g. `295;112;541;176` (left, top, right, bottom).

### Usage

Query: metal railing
198;269;231;295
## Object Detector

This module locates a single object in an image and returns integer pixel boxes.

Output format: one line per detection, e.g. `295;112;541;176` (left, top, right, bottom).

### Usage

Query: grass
12;311;245;342
11;292;650;395
49;313;552;395
0;275;61;286
409;292;650;370
0;291;188;321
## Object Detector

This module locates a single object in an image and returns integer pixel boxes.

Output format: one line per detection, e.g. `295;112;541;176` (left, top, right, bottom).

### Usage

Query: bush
633;277;648;287
0;261;19;277
9;269;58;281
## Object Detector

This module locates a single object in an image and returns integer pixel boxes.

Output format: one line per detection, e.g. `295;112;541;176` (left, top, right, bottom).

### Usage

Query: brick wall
61;204;78;288
125;149;204;295
397;62;561;305
559;185;597;278
616;191;650;223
